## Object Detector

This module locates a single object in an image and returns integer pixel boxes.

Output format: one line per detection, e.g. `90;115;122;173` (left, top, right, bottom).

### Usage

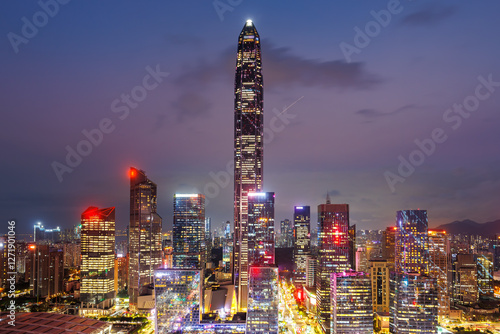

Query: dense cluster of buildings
2;20;500;334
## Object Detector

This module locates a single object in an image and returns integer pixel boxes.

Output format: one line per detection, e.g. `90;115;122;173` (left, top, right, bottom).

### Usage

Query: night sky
2;1;500;235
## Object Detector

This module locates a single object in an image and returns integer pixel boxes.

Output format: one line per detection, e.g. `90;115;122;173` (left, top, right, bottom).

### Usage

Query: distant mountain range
435;219;500;237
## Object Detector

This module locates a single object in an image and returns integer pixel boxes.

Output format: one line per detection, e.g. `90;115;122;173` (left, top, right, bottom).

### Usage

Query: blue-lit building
293;205;311;285
247;192;275;266
34;222;61;243
390;273;438;333
173;194;205;270
395;210;430;276
247;266;279;334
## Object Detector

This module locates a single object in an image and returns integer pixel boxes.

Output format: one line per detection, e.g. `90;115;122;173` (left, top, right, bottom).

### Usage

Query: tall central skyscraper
128;167;162;311
233;19;263;311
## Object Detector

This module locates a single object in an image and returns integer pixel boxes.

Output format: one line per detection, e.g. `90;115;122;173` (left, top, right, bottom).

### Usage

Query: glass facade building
390;273;438;334
247;266;279;334
330;271;373;334
129;167;163;310
280;219;293;248
173;194;205;270
233;19;264;311
293;206;311;285
80;206;115;308
428;229;450;320
395;210;429;276
476;252;494;297
316;202;351;334
247;192;275;266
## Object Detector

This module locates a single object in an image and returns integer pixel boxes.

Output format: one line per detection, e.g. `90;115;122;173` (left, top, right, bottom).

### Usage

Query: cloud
172;92;212;122
174;40;382;91
401;5;457;26
262;42;381;89
355;104;417;120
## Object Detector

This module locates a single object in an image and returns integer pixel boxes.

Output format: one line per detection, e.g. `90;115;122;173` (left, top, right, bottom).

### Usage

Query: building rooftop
0;312;111;334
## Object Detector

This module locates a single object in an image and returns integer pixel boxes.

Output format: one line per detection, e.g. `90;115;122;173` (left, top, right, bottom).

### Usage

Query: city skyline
2;1;500;235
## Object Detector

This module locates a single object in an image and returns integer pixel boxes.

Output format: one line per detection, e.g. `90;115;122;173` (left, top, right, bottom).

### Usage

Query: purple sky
1;0;500;235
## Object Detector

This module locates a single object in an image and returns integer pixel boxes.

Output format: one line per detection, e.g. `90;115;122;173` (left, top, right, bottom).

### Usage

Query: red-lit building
316;198;351;334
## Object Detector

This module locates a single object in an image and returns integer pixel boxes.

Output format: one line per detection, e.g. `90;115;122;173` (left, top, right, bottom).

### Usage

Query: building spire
326;191;331;204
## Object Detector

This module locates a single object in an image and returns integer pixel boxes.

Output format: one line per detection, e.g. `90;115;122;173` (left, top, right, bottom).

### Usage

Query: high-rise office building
330;271;373;334
204;217;212;268
316;200;351;334
293;206;311;285
305;255;317;289
452;254;478;306
369;259;390;313
247;192;275;266
428;229;450;320
62;242;81;268
129;167;162;310
247;266;279;334
80;206;115;310
29;244;64;299
281;219;293;248
173;194;205;270
476;252;494;297
493;234;500;272
395;210;429;276
233;19;263;311
390;273;438;334
348;224;356;270
382;226;396;270
34;222;61;244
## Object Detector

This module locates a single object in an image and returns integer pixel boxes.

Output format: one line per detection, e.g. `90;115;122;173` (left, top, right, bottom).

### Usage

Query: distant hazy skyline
2;1;500;235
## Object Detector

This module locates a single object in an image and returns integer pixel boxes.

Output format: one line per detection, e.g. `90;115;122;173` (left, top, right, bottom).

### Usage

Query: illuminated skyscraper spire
233;19;263;311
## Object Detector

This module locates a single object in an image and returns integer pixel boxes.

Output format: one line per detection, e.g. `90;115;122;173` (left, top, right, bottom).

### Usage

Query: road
279;279;320;334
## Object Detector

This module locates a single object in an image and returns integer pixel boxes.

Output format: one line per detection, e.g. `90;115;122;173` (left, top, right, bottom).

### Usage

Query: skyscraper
395;210;429;276
129;167;162;311
316;201;351;334
173;194;205;270
428;229;450;321
247;192;275;268
330;271;373;334
293;206;311;286
390;274;438;333
382;226;396;269
34;222;61;244
476;252;494;297
247;266;279;334
452;253;478;305
80;206;115;311
280;219;293;248
369;259;390;313
233;19;263;311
